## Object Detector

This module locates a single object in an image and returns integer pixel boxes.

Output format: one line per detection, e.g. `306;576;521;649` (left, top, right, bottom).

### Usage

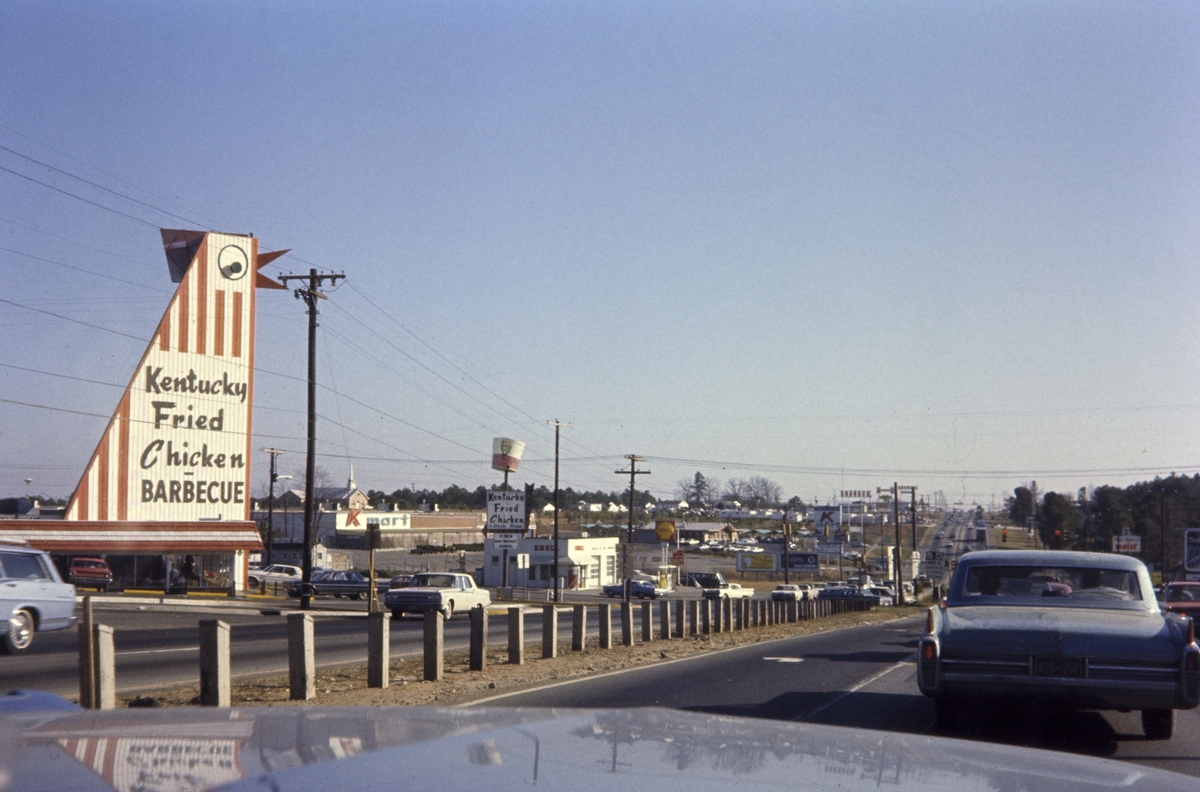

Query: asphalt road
484;614;1200;779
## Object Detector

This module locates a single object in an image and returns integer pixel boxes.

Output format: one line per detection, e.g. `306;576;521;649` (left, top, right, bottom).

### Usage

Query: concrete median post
199;619;231;706
571;604;586;651
621;602;633;646
78;596;96;709
469;605;487;672
288;612;315;700
598;603;612;649
508;607;524;665
674;600;685;638
659;600;671;640
641;602;653;642
368;611;391;688
542;605;558;659
688;599;698;636
424;609;444;681
94;624;115;710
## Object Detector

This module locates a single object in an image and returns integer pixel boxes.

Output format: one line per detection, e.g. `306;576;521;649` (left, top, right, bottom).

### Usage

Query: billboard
784;552;820;573
737;552;778;571
655;520;676;541
65;230;287;522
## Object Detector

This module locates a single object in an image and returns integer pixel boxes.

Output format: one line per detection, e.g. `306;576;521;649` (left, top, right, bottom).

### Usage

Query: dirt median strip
120;605;926;709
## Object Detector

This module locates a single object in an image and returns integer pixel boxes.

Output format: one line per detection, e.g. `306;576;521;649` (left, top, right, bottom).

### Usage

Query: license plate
1034;657;1084;678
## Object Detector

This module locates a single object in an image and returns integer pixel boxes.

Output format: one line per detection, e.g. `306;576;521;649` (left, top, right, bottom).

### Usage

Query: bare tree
723;478;750;503
747;476;783;508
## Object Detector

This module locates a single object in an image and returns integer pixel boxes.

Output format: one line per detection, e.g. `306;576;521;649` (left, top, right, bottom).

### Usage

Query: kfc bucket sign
491;438;526;473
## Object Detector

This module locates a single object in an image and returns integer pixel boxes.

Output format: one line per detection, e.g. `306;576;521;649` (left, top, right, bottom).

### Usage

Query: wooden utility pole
278;268;345;610
548;420;570;602
615;455;650;601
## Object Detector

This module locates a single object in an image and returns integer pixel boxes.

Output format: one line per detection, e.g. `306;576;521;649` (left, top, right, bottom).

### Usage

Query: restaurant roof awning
0;520;264;553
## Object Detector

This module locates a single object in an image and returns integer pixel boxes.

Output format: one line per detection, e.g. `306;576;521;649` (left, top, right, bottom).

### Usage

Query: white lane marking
793;654;916;722
117;646;199;656
763;657;805;663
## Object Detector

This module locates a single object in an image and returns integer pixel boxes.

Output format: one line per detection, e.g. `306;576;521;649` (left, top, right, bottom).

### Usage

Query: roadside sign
1185;529;1200;573
737;553;778;571
1112;536;1141;554
655;520;676;541
786;553;820;573
491;532;520;550
486;490;527;532
515;553;529;569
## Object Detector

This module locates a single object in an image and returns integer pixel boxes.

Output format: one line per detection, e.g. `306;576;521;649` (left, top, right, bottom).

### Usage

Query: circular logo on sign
218;245;249;281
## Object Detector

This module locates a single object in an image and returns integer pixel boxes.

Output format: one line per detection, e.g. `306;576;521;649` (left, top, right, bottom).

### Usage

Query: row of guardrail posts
78;594;872;708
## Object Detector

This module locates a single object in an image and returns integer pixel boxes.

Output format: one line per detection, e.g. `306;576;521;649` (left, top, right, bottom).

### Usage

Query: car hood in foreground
941;605;1183;660
2;703;1195;792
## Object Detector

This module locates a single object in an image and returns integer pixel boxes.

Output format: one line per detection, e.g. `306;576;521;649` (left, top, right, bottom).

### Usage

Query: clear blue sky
2;1;1198;507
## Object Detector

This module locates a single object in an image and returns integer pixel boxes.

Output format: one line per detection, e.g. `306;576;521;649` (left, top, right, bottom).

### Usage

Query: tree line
366;484;656;512
1009;473;1200;571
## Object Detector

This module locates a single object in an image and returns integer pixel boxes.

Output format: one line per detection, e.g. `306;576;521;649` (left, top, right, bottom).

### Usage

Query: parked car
288;570;386;600
917;550;1200;739
771;584;812;601
684;572;726;589
67;557;113;592
867;587;896;606
0;541;76;654
602;580;665;599
703;583;754;600
1159;582;1200;618
248;564;303;588
384;572;490;619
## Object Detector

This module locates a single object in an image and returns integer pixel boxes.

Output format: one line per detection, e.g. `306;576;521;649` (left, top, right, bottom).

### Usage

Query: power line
0;143;201;227
0;165;159;228
0;245;169;292
0;297;150;342
0;123;230;230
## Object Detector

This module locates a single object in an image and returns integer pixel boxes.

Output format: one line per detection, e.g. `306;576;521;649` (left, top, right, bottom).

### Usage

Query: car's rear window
960;565;1141;603
1166;586;1200;603
412;574;457;587
0;552;52;580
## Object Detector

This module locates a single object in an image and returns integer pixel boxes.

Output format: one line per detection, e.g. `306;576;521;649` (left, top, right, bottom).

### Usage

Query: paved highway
483;615;1200;778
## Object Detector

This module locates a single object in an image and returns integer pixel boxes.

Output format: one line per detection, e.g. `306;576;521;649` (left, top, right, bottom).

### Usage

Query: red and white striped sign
65;231;286;522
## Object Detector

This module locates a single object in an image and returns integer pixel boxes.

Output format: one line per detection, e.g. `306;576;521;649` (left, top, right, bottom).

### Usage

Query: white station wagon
0;542;77;654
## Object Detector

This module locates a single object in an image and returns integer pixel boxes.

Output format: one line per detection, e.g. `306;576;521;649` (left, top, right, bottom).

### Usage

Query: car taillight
919;639;939;690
